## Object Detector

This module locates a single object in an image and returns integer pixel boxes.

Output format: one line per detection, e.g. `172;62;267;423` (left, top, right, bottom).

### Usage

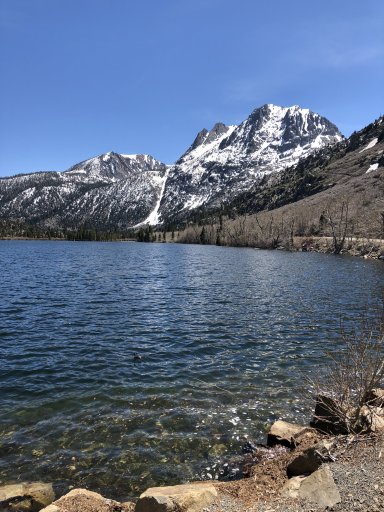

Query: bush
307;308;384;434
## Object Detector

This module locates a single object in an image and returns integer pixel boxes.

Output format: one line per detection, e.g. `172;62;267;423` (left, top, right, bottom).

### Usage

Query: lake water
0;241;383;500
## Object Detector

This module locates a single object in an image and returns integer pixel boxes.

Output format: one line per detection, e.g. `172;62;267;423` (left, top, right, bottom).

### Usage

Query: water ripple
0;241;383;499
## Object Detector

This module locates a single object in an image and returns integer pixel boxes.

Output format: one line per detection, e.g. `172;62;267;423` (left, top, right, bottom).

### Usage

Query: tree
200;226;207;244
381;212;384;239
325;200;349;254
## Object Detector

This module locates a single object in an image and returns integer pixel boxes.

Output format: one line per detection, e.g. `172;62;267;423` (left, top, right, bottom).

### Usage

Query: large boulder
267;420;313;448
281;467;340;508
135;482;217;512
280;476;306;499
297;466;341;508
40;488;133;512
287;439;335;477
310;394;349;434
0;482;55;511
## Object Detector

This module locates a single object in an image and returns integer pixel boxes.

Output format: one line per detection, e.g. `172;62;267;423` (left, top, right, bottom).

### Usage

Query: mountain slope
0;104;343;230
0;153;167;229
228;115;384;217
158;104;343;224
178;115;384;248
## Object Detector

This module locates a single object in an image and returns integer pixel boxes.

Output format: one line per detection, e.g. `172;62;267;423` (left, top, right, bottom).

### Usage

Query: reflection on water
0;241;383;499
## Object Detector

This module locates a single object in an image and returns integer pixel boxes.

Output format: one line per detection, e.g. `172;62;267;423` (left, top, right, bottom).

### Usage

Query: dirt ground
205;433;384;512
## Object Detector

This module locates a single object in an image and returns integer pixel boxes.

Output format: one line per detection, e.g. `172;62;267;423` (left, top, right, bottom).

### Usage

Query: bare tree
325;200;349;254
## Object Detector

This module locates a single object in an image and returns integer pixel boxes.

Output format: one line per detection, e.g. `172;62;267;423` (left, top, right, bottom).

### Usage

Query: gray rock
40;488;131;512
310;394;349;434
280;476;306;498
135;495;176;512
361;405;384;433
136;482;217;512
267;420;309;448
298;466;341;508
281;467;341;508
287;439;336;477
0;482;55;511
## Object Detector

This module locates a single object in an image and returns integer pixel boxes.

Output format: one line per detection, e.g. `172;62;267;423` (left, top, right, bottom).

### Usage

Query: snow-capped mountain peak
158;104;343;223
177;123;236;166
65;152;165;182
0;103;344;230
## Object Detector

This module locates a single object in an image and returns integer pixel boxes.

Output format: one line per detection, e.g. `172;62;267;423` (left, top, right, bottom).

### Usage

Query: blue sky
0;0;383;177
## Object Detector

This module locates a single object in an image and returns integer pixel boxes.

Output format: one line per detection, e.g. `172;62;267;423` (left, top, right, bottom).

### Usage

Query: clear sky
0;0;383;177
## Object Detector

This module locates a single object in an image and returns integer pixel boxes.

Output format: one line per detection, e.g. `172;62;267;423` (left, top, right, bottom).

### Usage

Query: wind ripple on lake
0;241;383;499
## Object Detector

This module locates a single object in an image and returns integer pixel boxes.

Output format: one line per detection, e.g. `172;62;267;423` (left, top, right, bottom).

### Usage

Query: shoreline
3;413;383;511
1;235;384;261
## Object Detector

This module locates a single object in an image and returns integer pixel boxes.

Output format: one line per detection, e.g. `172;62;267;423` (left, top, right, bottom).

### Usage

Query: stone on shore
281;467;341;508
280;476;306;499
361;405;384;433
267;420;311;448
39;488;134;512
0;482;55;511
135;482;217;512
287;439;335;477
297;466;341;508
310;394;348;434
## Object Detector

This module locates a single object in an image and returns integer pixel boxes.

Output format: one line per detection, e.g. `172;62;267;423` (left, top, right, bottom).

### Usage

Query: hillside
179;115;384;249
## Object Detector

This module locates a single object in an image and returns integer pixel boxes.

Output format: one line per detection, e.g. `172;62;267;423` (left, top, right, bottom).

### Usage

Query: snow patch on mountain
359;138;378;153
134;166;171;227
366;162;379;173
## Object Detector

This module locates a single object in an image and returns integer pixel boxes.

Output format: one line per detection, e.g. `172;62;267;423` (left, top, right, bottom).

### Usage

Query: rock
297;466;341;508
135;495;175;512
281;467;340;508
361;406;384;433
121;502;136;511
287;439;335;477
241;441;257;454
310;394;348;434
290;427;319;448
0;482;55;511
267;420;310;448
364;388;384;408
39;488;127;512
280;476;306;498
136;482;217;512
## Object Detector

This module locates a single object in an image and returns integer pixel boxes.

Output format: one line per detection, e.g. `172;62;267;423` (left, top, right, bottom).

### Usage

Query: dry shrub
307;308;384;434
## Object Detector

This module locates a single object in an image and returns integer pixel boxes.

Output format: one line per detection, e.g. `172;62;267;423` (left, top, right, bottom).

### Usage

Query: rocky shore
1;389;383;512
293;236;384;260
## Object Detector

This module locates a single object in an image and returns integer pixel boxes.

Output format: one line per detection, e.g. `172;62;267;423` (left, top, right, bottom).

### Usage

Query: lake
0;241;383;500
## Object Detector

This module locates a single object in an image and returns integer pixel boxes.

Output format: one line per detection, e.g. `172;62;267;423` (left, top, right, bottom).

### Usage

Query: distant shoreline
1;235;384;261
0;236;137;242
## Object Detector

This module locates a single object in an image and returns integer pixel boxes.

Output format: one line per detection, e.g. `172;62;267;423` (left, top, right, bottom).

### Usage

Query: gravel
204;434;384;511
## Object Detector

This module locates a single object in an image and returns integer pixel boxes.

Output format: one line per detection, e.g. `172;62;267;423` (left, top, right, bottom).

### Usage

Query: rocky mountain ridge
0;104;343;230
226;114;384;218
158;104;342;224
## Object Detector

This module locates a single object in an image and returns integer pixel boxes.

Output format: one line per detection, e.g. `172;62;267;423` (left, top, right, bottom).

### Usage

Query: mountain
0;153;167;229
227;114;384;217
158;104;343;223
218;114;384;245
0;104;343;231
